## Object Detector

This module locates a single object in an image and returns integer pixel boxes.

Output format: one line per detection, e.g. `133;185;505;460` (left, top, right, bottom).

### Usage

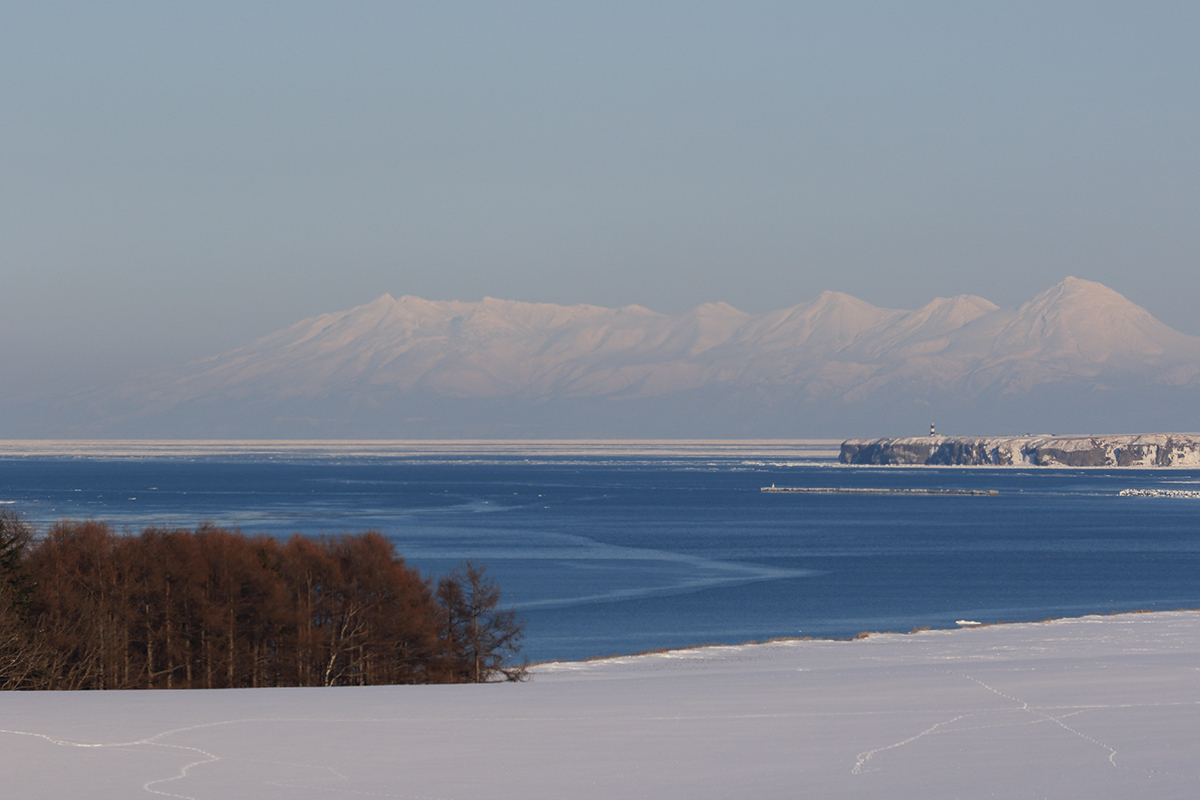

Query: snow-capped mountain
50;278;1200;437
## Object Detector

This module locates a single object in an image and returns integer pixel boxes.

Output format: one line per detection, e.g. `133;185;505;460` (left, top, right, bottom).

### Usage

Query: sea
2;440;1198;663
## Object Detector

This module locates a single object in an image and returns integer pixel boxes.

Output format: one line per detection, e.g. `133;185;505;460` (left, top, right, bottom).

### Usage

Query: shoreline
533;606;1199;667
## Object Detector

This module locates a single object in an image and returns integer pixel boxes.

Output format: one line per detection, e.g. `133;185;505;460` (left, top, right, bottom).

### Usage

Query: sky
3;1;1198;394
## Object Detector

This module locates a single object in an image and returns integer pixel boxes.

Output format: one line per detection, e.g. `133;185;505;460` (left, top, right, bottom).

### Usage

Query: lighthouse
930;422;937;437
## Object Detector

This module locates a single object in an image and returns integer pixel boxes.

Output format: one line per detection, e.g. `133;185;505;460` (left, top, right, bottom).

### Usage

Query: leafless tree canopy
438;562;528;683
0;513;526;690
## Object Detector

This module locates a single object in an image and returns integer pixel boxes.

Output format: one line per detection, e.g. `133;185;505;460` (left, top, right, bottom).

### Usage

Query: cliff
839;433;1200;467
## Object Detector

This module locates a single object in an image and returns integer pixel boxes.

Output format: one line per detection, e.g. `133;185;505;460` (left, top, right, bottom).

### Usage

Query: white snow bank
2;611;1198;799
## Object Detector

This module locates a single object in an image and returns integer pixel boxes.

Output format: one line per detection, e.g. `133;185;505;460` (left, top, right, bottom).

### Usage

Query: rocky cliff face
840;434;1200;467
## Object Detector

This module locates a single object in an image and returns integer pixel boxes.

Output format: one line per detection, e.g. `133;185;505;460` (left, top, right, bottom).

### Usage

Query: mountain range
26;277;1200;438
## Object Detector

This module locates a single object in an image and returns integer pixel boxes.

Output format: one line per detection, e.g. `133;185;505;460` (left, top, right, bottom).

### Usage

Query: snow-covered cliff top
841;433;1200;466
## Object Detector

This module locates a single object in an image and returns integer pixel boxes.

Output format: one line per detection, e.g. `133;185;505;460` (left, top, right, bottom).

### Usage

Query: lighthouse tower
930;422;937;437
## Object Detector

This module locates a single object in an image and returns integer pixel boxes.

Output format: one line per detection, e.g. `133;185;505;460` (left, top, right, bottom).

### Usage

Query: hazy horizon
4;3;1198;417
3;275;1198;440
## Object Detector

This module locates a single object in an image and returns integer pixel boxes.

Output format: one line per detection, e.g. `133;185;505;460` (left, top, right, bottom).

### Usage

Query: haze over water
3;441;1197;662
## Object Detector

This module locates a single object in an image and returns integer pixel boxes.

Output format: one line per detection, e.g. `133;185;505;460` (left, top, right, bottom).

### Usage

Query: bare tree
437;562;527;682
0;511;45;688
0;510;33;611
7;519;520;689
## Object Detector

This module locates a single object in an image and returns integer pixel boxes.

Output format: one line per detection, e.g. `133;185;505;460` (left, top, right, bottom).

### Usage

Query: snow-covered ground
2;611;1197;799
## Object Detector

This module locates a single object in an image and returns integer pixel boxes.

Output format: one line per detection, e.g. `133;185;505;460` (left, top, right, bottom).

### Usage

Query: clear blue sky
3;2;1197;393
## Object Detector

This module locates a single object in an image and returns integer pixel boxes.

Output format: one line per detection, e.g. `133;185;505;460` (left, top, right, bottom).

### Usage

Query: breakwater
1118;488;1200;498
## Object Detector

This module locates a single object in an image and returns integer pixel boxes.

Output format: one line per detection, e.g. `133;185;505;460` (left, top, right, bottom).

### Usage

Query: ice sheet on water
0;438;843;461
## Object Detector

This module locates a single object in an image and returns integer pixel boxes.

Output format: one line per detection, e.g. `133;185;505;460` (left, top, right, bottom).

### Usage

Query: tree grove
0;513;526;689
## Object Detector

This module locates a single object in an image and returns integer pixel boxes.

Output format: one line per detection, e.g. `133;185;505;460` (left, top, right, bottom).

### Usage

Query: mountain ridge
22;277;1200;438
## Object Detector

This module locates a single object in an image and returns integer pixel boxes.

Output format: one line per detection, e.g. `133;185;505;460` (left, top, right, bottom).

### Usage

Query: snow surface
3;611;1198;799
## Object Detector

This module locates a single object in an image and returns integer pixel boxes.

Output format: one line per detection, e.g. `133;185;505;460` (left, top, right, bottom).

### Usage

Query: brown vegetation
0;511;526;689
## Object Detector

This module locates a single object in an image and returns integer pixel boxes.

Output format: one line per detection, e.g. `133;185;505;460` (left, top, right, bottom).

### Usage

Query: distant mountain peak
47;279;1200;438
810;289;881;308
993;276;1185;363
692;301;747;314
1023;275;1131;308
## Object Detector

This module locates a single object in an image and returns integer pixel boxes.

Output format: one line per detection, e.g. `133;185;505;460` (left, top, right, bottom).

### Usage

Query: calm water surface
2;450;1198;661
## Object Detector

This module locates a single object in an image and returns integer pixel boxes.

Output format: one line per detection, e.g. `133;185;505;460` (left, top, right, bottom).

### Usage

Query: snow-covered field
2;611;1197;799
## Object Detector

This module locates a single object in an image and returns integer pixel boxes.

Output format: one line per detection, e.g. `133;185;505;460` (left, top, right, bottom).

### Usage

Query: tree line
0;511;525;689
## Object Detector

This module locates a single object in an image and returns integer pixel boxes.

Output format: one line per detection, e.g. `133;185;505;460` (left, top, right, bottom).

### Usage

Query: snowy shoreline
841;433;1200;467
3;609;1197;798
529;606;1197;665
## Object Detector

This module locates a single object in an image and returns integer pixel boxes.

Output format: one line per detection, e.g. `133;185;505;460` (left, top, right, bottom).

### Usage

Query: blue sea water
2;449;1198;662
